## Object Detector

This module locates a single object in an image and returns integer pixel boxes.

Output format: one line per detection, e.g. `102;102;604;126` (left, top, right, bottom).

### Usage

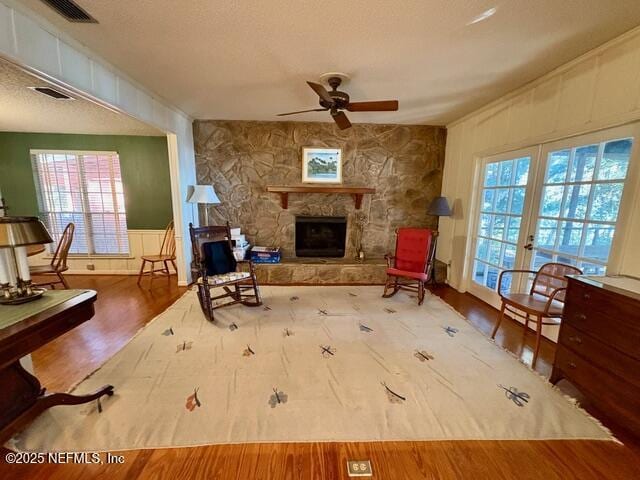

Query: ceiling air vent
29;86;74;100
40;0;98;23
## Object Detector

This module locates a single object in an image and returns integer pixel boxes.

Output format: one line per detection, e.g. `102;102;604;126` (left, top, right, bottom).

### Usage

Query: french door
468;124;638;309
468;147;539;306
525;125;637;276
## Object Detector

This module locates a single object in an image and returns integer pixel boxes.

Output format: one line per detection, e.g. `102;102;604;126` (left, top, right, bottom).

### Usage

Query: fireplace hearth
295;216;347;257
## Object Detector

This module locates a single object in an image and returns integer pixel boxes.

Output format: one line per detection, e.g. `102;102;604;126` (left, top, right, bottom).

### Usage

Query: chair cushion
501;292;564;316
394;228;433;273
386;267;428;282
202;241;237;276
197;271;251;285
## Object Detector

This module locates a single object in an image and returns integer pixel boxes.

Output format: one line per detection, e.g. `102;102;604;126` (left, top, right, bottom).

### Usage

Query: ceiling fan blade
307;81;334;105
346;100;399;112
277;108;328;116
331;111;352;130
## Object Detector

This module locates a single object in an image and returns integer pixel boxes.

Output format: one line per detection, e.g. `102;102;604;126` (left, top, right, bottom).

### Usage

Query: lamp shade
187;185;221;205
0;216;53;247
427;196;452;217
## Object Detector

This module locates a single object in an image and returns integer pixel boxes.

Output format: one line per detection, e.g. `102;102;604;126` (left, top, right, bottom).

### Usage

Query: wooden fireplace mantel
266;186;376;210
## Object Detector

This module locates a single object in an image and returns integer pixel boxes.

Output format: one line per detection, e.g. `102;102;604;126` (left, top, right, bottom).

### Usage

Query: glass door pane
530;138;633;274
472;156;531;292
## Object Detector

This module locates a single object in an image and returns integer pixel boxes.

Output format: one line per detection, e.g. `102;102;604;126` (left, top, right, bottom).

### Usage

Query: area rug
11;286;613;451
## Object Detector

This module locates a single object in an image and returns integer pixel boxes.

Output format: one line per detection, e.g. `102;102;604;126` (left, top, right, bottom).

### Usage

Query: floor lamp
427;196;452;284
187;185;221;226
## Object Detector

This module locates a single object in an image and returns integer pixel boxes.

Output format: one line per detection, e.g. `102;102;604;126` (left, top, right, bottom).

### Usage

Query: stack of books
230;227;250;261
250;246;281;263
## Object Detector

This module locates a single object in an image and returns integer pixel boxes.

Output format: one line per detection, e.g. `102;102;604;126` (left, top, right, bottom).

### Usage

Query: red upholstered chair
383;228;437;305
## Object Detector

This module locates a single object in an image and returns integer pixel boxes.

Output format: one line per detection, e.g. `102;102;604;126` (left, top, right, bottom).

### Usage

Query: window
31;150;130;255
531;138;633;275
473;155;531;291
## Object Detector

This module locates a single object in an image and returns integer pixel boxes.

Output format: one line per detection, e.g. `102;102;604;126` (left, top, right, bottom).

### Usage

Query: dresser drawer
555;346;640;434
558;323;640;389
563;284;640;360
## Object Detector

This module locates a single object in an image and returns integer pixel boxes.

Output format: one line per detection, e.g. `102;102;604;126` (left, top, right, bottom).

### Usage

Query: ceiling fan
277;74;399;130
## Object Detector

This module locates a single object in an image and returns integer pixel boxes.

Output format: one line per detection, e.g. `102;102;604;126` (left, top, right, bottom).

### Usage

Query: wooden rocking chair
383;227;437;305
189;223;262;321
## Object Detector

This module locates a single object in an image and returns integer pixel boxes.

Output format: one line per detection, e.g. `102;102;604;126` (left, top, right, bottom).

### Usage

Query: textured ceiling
0;58;163;135
18;0;640;125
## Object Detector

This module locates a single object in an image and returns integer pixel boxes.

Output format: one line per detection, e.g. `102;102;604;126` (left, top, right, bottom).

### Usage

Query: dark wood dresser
551;275;640;436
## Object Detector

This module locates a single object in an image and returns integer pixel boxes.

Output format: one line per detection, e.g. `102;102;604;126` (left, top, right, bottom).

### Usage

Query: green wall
0;132;173;230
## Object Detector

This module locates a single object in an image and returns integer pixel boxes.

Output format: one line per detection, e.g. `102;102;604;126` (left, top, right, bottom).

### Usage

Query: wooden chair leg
137;260;147;285
491;302;506;339
524;313;530;332
206;284;215;320
58;272;69;289
252;275;262;306
170;259;178;274
382;275;399;298
148;261;159;290
196;284;213;321
240;275;262;307
418;281;425;306
382;275;390;297
532;315;543;368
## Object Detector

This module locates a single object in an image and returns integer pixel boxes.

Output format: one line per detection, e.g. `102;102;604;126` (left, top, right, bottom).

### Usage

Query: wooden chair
491;262;583;368
30;223;74;289
189;222;262;322
137;220;177;288
382;227;437;305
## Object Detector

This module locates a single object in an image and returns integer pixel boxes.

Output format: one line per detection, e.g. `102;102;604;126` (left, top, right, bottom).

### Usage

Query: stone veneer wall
193;120;446;259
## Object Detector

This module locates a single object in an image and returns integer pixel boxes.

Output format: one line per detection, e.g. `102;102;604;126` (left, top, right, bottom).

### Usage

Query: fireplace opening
295;216;347;257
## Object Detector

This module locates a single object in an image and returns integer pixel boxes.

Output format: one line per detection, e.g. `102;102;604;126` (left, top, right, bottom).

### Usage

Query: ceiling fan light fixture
276;75;399;129
319;72;350;87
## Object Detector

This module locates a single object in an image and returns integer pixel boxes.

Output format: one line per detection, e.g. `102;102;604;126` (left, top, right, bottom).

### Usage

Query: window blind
31;150;130;256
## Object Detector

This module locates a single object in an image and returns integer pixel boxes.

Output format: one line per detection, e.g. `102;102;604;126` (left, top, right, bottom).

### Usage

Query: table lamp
427;196;452;217
187;185;221;226
0;217;53;304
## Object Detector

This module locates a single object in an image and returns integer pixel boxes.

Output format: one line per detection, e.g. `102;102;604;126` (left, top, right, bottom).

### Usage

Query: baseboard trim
65;270;175;276
65;270;137;275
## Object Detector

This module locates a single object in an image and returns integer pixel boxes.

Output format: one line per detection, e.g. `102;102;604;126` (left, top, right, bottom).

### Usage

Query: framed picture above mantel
302;147;342;184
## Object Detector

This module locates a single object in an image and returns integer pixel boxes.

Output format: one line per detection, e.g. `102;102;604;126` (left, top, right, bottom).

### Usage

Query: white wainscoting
27;229;171;275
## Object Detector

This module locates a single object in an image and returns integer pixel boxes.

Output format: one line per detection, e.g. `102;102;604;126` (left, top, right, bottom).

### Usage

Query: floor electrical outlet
347;460;372;477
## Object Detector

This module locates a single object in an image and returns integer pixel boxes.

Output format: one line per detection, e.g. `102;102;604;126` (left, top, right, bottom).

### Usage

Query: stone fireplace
193;120;447;283
295;216;347;257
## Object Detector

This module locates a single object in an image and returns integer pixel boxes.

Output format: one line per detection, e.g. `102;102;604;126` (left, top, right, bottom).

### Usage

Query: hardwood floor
2;277;639;479
31;275;186;392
